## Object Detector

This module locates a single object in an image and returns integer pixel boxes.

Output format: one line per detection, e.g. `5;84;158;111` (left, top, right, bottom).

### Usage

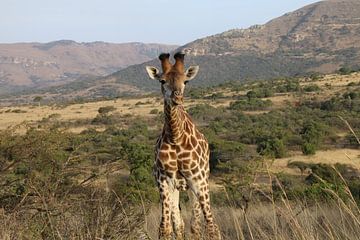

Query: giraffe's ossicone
146;52;221;240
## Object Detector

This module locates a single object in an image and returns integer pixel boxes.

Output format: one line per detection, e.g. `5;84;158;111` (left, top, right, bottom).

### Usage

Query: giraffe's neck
163;101;185;144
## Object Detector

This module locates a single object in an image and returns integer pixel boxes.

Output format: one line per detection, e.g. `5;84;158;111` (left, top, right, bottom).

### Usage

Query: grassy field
0;72;360;239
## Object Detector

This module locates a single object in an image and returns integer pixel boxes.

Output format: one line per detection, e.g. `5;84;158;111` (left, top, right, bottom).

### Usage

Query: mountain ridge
104;0;360;94
0;40;177;93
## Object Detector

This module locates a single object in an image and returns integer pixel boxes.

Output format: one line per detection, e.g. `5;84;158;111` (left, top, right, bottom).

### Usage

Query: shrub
91;113;116;125
338;66;354;75
302;142;316;155
98;106;116;114
257;137;287;158
303;84;321;92
149;108;159;114
11;109;27;113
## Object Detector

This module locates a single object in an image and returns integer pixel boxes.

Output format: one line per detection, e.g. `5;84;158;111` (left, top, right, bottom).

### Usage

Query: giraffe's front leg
158;178;173;240
169;188;185;240
189;189;202;240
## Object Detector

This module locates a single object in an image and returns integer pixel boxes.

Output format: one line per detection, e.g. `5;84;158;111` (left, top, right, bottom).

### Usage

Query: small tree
302;142;316;155
246;90;257;100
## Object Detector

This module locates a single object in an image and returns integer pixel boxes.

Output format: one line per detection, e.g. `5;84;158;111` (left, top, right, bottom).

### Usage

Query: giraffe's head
146;52;199;106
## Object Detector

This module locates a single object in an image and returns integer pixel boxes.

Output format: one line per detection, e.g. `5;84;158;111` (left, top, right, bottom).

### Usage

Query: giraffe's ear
185;66;199;81
145;66;160;80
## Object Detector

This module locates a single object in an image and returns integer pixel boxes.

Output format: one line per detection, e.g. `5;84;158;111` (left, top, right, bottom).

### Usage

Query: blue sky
1;0;319;45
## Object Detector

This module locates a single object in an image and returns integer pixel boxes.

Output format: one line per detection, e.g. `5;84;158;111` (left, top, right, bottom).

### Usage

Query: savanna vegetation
0;72;360;239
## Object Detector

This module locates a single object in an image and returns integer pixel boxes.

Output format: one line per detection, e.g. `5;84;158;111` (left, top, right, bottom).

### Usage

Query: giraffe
145;52;221;240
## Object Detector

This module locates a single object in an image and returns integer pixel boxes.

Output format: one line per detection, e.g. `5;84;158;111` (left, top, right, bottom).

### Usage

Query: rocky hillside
0;41;177;93
109;0;360;92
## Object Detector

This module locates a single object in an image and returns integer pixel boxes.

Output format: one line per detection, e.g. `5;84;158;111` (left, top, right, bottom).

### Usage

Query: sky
0;0;320;45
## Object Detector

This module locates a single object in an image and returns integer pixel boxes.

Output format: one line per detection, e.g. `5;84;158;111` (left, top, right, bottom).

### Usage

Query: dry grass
0;97;231;132
271;149;360;175
143;195;360;240
304;72;360;88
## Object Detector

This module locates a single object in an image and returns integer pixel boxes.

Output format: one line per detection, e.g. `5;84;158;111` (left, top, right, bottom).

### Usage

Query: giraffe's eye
184;81;189;85
160;80;166;84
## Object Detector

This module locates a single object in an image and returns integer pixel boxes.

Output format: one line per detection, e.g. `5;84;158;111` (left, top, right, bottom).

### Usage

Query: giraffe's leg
190;180;221;240
158;178;173;240
169;188;185;239
189;189;202;240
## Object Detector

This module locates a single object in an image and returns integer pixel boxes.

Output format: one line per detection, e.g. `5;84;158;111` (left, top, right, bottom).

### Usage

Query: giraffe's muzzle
171;91;184;105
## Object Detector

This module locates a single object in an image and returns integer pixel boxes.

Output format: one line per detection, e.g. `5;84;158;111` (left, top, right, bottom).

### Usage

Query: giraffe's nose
173;90;182;97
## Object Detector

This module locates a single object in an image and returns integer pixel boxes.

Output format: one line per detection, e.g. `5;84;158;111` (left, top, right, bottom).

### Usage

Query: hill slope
108;0;360;92
0;41;177;93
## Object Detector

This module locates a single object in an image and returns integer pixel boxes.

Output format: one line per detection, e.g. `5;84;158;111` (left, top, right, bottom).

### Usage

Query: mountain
104;0;360;92
0;41;177;94
2;0;360;103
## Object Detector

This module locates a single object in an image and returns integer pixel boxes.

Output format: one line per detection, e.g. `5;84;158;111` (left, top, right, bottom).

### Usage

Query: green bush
302;142;316;155
257;137;287;158
274;79;300;93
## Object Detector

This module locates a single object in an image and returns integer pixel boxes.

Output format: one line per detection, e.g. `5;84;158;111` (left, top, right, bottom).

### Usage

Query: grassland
0;72;360;239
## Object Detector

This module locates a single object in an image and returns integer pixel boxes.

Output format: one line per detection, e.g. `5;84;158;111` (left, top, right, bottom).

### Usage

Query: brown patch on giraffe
199;159;205;168
184;143;192;151
191;151;199;160
175;145;181;153
168;160;177;167
160;144;169;151
191;136;198;147
169;151;177;160
181;159;191;169
164;164;177;171
179;152;190;159
159;151;169;160
191;166;200;175
195;130;202;139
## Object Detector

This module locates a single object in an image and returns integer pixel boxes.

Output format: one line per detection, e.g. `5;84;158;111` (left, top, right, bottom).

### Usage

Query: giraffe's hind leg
158;177;173;240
